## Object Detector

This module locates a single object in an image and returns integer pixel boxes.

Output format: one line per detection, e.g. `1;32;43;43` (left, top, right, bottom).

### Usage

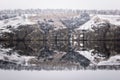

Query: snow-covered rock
76;15;120;31
98;55;120;65
0;45;35;65
0;15;35;31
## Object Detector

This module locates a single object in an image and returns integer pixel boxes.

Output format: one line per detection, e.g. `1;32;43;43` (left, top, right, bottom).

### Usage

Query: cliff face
0;13;120;41
0;24;40;40
0;12;91;41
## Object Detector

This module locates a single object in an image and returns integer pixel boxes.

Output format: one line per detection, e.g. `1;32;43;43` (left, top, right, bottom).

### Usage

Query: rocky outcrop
0;24;45;41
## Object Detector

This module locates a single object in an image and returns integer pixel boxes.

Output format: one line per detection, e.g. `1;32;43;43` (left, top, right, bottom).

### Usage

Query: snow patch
76;15;120;31
98;55;120;65
0;15;35;35
77;50;96;64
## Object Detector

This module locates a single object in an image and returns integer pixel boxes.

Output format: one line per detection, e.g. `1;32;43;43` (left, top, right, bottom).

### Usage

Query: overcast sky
0;0;120;10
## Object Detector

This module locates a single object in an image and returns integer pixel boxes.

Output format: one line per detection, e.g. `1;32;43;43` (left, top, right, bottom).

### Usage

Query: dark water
0;41;120;70
1;41;120;80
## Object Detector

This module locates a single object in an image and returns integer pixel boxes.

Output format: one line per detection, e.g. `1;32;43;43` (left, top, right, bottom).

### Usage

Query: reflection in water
61;39;90;68
0;41;120;70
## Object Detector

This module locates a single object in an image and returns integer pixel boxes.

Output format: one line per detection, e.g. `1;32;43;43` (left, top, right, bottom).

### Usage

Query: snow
76;16;97;31
0;46;35;65
77;49;119;65
98;55;120;65
22;56;35;66
0;15;35;34
0;52;25;64
77;48;120;66
0;16;35;27
0;14;120;34
77;50;96;64
76;15;120;31
98;15;120;25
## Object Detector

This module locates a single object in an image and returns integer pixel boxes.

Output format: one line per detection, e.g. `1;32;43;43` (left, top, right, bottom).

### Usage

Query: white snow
0;46;35;65
98;55;120;65
78;48;120;65
76;15;120;31
0;15;35;35
0;52;25;64
77;50;96;64
0;16;35;27
76;16;97;31
98;15;120;25
0;14;120;34
22;56;35;66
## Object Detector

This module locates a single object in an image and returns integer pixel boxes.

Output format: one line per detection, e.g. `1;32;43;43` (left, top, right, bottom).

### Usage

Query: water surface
0;41;120;80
